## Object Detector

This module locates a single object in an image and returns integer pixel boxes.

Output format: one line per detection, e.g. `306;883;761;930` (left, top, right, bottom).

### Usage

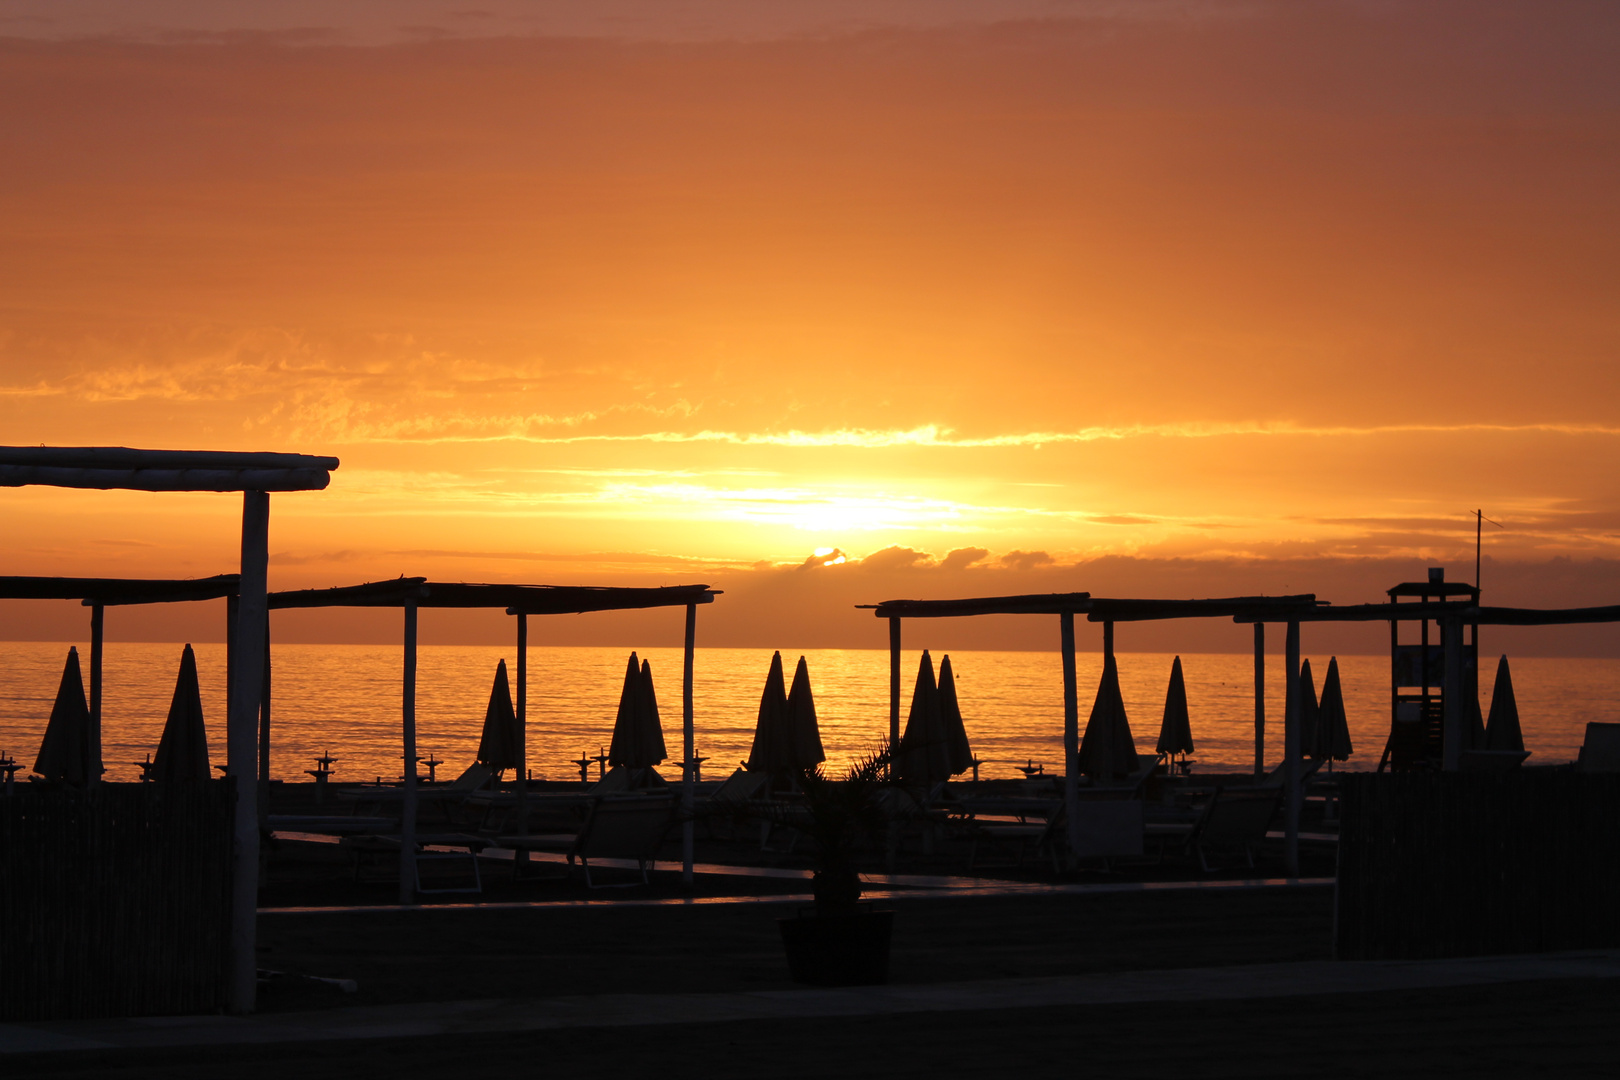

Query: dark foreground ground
11;887;1620;1077
15;978;1620;1079
251;886;1337;1008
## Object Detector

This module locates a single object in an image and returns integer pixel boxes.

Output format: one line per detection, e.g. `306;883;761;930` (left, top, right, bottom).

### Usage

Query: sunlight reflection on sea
1;644;1615;783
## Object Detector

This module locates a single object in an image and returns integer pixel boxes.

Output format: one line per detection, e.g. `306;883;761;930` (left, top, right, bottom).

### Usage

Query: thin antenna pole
1476;509;1483;592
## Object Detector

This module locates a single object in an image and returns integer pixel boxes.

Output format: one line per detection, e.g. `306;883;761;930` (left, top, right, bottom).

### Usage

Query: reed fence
1336;771;1620;960
0;781;233;1020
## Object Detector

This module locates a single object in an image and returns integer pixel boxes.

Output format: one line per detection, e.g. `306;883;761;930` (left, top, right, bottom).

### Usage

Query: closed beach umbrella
1078;655;1139;780
1296;659;1322;759
152;643;211;783
1484;655;1525;753
1317;656;1354;762
33;646;92;785
476;658;520;773
745;651;791;772
896;650;952;784
1156;655;1194;759
786;655;827;770
936;655;974;777
608;653;667;768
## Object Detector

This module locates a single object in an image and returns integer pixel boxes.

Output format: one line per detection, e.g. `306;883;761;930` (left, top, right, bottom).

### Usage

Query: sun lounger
1459;749;1531;772
498;793;674;887
338;832;488;893
1181;787;1283;871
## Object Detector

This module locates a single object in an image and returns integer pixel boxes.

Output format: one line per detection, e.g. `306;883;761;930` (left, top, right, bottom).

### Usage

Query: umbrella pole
682;602;696;888
1253;622;1265;776
399;600;418;906
228;490;269;1015
89;603;103;785
889;617;901;779
1060;611;1080;861
515;614;528;874
1284;619;1301;877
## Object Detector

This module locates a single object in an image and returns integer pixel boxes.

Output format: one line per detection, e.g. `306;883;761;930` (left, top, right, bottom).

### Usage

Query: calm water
1;643;1615;783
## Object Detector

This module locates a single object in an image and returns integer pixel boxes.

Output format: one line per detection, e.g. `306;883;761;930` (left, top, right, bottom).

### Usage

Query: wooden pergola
0;575;240;779
1;445;338;1015
265;578;720;900
862;592;1321;873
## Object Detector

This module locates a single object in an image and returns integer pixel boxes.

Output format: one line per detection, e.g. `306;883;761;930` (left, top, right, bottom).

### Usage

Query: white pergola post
514;612;529;873
888;617;902;760
89;603;104;784
1442;615;1464;771
682;602;697;887
1253;622;1265;775
228;490;269;1014
1060;611;1080;857
1283;618;1301;877
399;599;419;905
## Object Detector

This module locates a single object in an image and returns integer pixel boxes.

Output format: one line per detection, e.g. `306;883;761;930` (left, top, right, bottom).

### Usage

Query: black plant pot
778;907;894;987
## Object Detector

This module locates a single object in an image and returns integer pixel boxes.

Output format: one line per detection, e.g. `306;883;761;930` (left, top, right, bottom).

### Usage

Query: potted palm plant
776;746;897;986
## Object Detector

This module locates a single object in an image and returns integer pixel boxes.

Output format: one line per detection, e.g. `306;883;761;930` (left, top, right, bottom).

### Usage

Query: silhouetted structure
2;443;338;1015
266;579;719;895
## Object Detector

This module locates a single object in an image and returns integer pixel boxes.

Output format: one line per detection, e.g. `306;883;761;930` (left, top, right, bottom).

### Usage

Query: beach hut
1484;655;1524;753
32;646;93;785
1078;654;1139;781
152;644;211;783
1155;655;1194;769
1315;656;1353;762
475;659;520;775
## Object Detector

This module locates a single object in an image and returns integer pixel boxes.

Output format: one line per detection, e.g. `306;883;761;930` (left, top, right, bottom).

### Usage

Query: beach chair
1181;787;1283;872
500;793;674;888
1576;722;1620;773
339;832;489;893
338;762;494;822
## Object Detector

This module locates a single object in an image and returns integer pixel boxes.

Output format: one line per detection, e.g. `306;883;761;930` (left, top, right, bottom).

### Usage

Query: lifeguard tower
1380;567;1480;771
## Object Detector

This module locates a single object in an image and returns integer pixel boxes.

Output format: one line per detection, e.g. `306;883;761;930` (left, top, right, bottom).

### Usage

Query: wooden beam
228;490;269;1015
0;445;339;471
867;592;1092;619
0;574;237;603
0;466;331;492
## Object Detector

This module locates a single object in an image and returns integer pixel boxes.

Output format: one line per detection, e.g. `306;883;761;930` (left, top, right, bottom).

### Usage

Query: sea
1;643;1615;784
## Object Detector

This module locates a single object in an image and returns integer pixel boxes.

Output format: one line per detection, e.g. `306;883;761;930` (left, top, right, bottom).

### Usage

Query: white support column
1060;611;1080;858
1253;622;1265;776
399;600;419;905
259;617;271;830
228;490;269;1014
89;604;103;785
888;617;902;778
1442;615;1464;771
1284;619;1301;878
682;602;697;888
514;612;528;873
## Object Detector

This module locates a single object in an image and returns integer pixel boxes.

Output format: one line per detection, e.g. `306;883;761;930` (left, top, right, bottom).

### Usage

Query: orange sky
3;1;1619;653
